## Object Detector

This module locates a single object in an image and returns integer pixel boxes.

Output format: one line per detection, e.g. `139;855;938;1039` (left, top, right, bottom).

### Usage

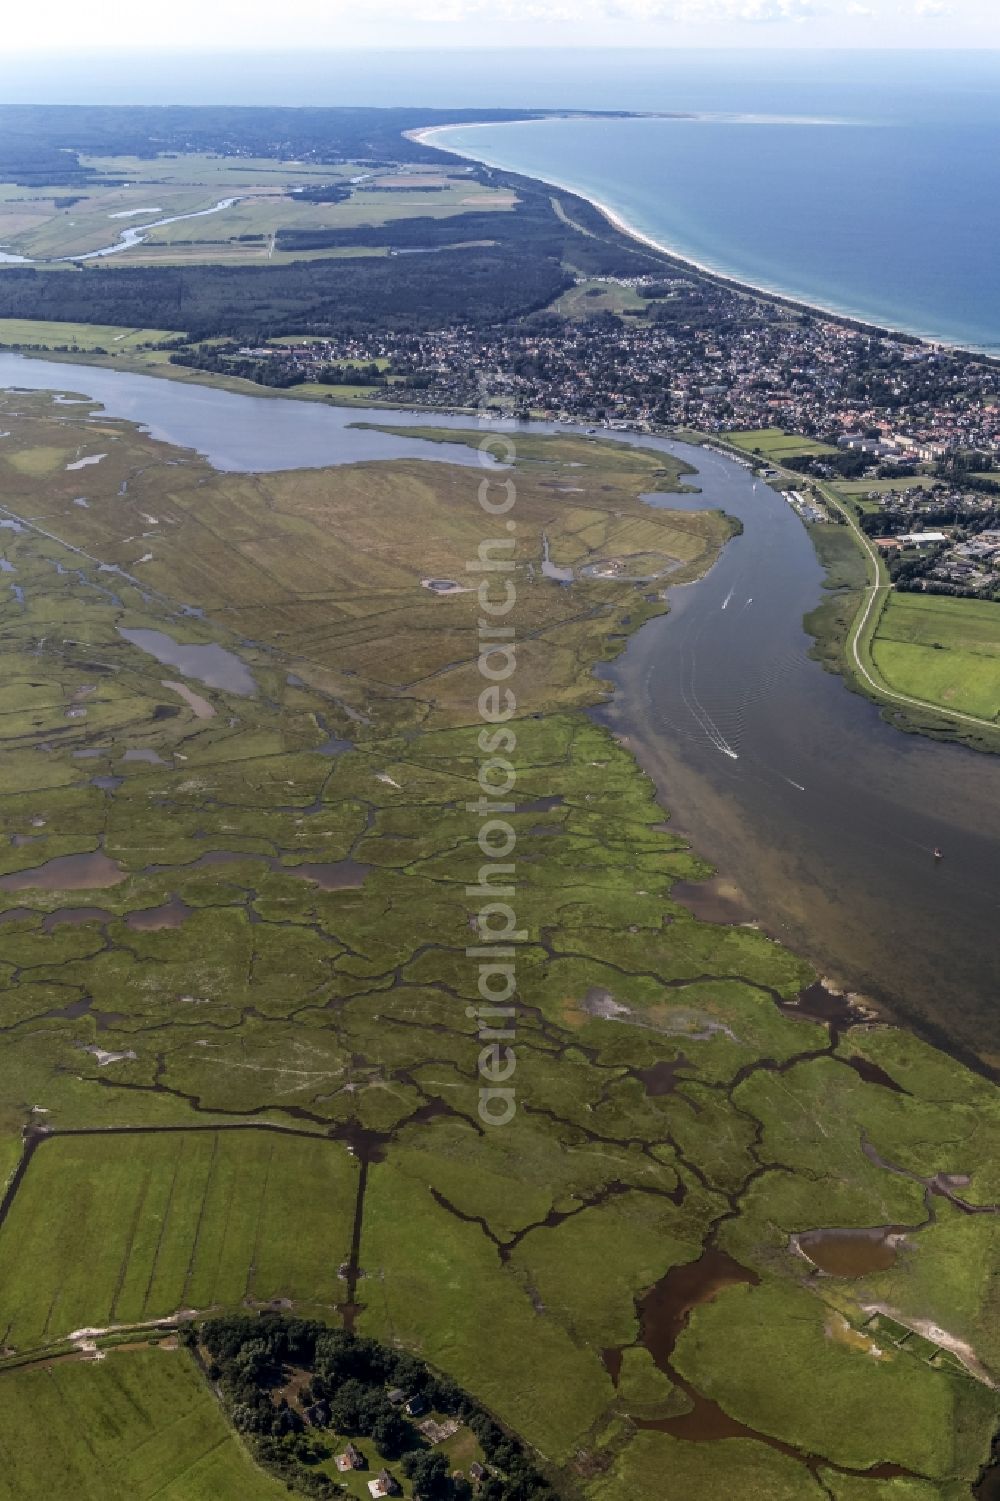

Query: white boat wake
678;629;741;762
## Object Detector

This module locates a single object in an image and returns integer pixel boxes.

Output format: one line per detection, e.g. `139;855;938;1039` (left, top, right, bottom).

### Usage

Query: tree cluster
192;1315;559;1501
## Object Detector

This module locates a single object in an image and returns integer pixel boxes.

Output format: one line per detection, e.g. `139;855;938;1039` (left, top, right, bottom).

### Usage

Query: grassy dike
0;396;997;1499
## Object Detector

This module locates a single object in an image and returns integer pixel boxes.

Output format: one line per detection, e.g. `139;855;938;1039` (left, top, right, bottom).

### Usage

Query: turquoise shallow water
423;56;1000;352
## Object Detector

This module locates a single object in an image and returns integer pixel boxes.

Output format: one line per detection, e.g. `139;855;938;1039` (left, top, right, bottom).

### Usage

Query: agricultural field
0;389;996;1497
724;427;839;460
0;157;514;268
0;1347;288;1500
0;1131;358;1348
872;593;1000;721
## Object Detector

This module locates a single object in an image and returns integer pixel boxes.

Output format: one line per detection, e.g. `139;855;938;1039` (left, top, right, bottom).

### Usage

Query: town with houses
172;274;1000;602
187;276;1000;453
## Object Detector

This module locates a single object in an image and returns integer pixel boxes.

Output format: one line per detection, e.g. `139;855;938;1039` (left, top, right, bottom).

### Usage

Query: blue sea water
6;48;1000;348
423;53;1000;351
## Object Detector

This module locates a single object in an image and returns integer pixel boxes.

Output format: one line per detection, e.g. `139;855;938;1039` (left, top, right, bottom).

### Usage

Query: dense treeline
191;1314;559;1501
275;174;671;283
292;183;355;205
274;207;655;278
0;244;571;339
276;210;520;252
0;141;99;188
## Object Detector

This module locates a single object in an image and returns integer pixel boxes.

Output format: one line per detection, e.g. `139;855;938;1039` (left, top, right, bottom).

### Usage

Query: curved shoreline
410;120;994;359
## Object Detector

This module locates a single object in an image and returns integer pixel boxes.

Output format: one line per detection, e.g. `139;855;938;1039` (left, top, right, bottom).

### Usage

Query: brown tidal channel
632;1249;911;1480
638;1249;759;1383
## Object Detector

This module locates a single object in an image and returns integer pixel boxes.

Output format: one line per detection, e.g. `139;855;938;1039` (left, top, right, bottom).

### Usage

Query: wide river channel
3;353;999;1072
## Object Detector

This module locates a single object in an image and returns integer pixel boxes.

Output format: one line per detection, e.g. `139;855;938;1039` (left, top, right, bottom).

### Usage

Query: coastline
410;120;995;360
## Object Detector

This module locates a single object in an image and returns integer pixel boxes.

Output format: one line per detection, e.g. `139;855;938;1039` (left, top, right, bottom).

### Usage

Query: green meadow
0;1348;288;1500
873;593;1000;722
0;1132;358;1348
0;318;178;350
723;427;839;459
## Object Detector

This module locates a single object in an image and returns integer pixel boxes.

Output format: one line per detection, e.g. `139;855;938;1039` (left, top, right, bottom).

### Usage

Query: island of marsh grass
673;1278;997;1481
0;389;996;1496
0;402;725;728
0;1346;289;1501
803;521;869;675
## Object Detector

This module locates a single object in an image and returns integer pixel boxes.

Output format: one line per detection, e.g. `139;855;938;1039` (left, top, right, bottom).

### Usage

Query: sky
3;0;999;51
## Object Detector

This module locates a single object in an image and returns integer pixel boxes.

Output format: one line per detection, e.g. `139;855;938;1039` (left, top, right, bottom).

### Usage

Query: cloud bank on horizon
2;0;996;48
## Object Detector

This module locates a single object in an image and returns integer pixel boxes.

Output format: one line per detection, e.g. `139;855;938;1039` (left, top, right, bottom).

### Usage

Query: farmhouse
336;1442;366;1472
368;1468;400;1498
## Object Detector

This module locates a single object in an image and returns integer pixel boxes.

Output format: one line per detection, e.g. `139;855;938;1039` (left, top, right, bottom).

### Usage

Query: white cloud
381;0;827;24
644;0;820;18
0;0;994;50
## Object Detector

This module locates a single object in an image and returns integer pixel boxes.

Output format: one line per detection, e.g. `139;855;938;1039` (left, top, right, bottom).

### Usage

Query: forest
0;165;669;338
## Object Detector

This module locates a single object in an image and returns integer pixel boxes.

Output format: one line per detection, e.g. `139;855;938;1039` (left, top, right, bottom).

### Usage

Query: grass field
872;593;1000;722
0;1347;287;1500
723;427;839;460
552;278;649;318
0;319;178;350
835;477;931;496
0;1131;358;1349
